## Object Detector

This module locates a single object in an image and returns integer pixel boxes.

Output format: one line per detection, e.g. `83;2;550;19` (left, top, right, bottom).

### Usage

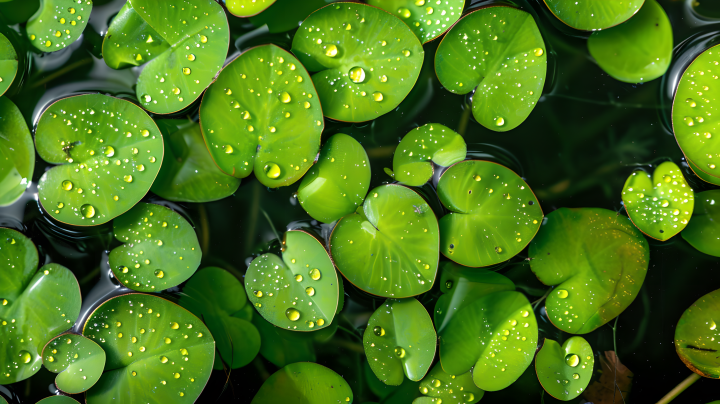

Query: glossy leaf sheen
674;288;720;378
27;0;92;52
226;0;275;17
393;123;466;187
0;34;17;96
535;337;594;400
251;362;353;403
367;0;465;44
543;0;645;31
42;334;106;394
682;190;720;257
413;363;483;404
0;97;33;206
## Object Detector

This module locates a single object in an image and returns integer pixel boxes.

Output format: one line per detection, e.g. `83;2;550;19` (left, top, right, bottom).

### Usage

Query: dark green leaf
682;190;720;257
0;97;33;206
226;0;275;17
393;123;466;187
27;0;92;52
0;34;17;96
367;0;465;44
535;337;594;400
36;397;80;404
249;0;335;33
543;0;645;31
42;333;106;394
252;313;316;367
674;288;720;378
251;362;353;404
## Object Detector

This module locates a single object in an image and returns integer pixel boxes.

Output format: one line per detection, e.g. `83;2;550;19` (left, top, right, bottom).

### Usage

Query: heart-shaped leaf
621;161;694;241
109;202;201;292
0;34;17;96
291;2;425;122
682;190;720;257
0;97;34;206
0;229;81;385
82;293;215;404
226;0;275;17
251;362;353;404
363;298;436;385
529;208;650;334
103;0;229;114
27;0;92;52
42;333;106;394
674;288;720;378
587;0;672;83
179;267;260;369
35;94;164;226
199;44;323;187
439;290;538;391
151;120;240;203
249;0;334;33
393;123;466;187
330;184;440;298
543;0;645;31
535;337;594;400
437;160;543;267
367;0;465;44
435;6;546;132
413;363;484;404
245;230;339;331
298;133;371;223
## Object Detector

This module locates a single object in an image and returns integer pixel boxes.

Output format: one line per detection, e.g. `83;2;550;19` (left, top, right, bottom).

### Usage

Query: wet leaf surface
251;362;353;404
413;362;483;404
367;0;464;44
393;123;466;187
535;336;594;400
27;0;92;52
0;97;33;206
226;0;276;17
674;288;720;378
42;333;106;394
0;33;17;96
543;0;645;31
683;190;720;257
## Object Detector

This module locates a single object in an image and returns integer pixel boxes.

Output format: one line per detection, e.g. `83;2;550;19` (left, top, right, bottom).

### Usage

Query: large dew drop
349;66;366;83
81;204;96;218
556;289;569;299
394;346;406;358
373;326;385;336
264;163;282;179
564;354;580;367
285;308;301;321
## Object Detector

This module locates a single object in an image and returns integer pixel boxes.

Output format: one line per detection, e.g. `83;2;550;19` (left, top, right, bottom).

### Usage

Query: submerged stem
655;373;701;404
261;208;281;243
531;288;551;311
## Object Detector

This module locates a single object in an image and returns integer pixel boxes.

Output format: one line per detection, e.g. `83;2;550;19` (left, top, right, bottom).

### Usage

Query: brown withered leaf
582;351;634;404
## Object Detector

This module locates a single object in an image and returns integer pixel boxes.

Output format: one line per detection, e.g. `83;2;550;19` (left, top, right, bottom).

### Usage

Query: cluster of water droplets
418;374;477;404
28;0;91;50
393;0;460;41
554;352;592;396
623;167;693;234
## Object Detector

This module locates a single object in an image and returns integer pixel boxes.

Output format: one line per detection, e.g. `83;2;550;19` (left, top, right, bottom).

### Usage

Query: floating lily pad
413;363;483;404
35;94;164;226
226;0;275;17
200;44;323;187
529;208;650;334
103;0;229;114
249;0;334;33
0;229;81;385
251;362;353;404
27;0;92;52
393;124;466;187
437;160;543;267
367;0;465;44
0;97;34;206
689;158;720;186
36;397;80;404
0;33;17;96
246;230;339;331
291;2;425;122
675;288;720;378
330;184;440;298
543;0;645;31
439;290;537;391
298;133;371;223
435;6;546;132
363;298;436;385
109;202;201;292
82;293;215;404
682;190;720;257
621;161;694;241
42;333;106;394
535;337;594;400
151;120;241;203
180;267;260;369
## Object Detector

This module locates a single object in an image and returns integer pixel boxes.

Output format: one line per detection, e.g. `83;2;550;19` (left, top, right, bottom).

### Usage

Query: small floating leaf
226;0;276;17
535;337;594;400
543;0;645;31
413;363;484;404
0;97;34;206
367;0;465;44
251;362;353;404
674;288;720;378
682;190;720;257
42;333;106;394
27;0;92;52
0;33;17;96
393;123;466;187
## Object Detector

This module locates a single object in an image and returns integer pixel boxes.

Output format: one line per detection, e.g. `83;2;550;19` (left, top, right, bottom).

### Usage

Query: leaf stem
338;325;362;342
260;208;281;243
531;288;551;311
655;373;701;404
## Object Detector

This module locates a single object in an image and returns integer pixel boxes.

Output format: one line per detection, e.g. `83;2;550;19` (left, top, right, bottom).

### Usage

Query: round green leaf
27;0;92;52
36;397;80;404
674;288;720;378
82;293;215;404
200;44;323;187
682;190;720;257
291;2;425;122
0;97;34;206
529;208;650;334
367;0;465;44
689;158;720;186
413;363;483;404
0;34;17;96
543;0;645;31
439;290;538;391
621;161;694;241
103;0;229;114
179;267;260;369
437;160;543;267
35;94;164;226
435;6;546;132
393;124;466;187
226;0;275;17
151;120;240;203
330;184;440;298
253;314;316;367
363;298;436;385
42;333;106;394
251;362;354;404
298;133;371;223
535;337;594;400
109;202;201;292
245;230;339;331
1;229;81;385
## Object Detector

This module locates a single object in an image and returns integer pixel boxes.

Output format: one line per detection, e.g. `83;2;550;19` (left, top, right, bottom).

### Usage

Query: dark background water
1;0;719;403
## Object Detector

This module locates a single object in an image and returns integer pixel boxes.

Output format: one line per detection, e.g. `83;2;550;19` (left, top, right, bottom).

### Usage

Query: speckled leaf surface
27;0;92;52
674;288;720;378
437;160;543;267
298;133;371;223
200;44;323;187
0;97;34;206
246;230;339;331
330;184;440;298
367;0;465;44
535;337;594;400
0;33;17;96
529;208;650;334
393;124;466;187
109;202;201;292
251;362;353;404
35;94;164;226
435;6;546;132
83;293;215;404
103;0;229;114
42;333;106;394
363;298;436;385
413;363;483;404
682;190;720;257
543;0;645;31
226;0;275;17
439;290;537;391
291;2;424;122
